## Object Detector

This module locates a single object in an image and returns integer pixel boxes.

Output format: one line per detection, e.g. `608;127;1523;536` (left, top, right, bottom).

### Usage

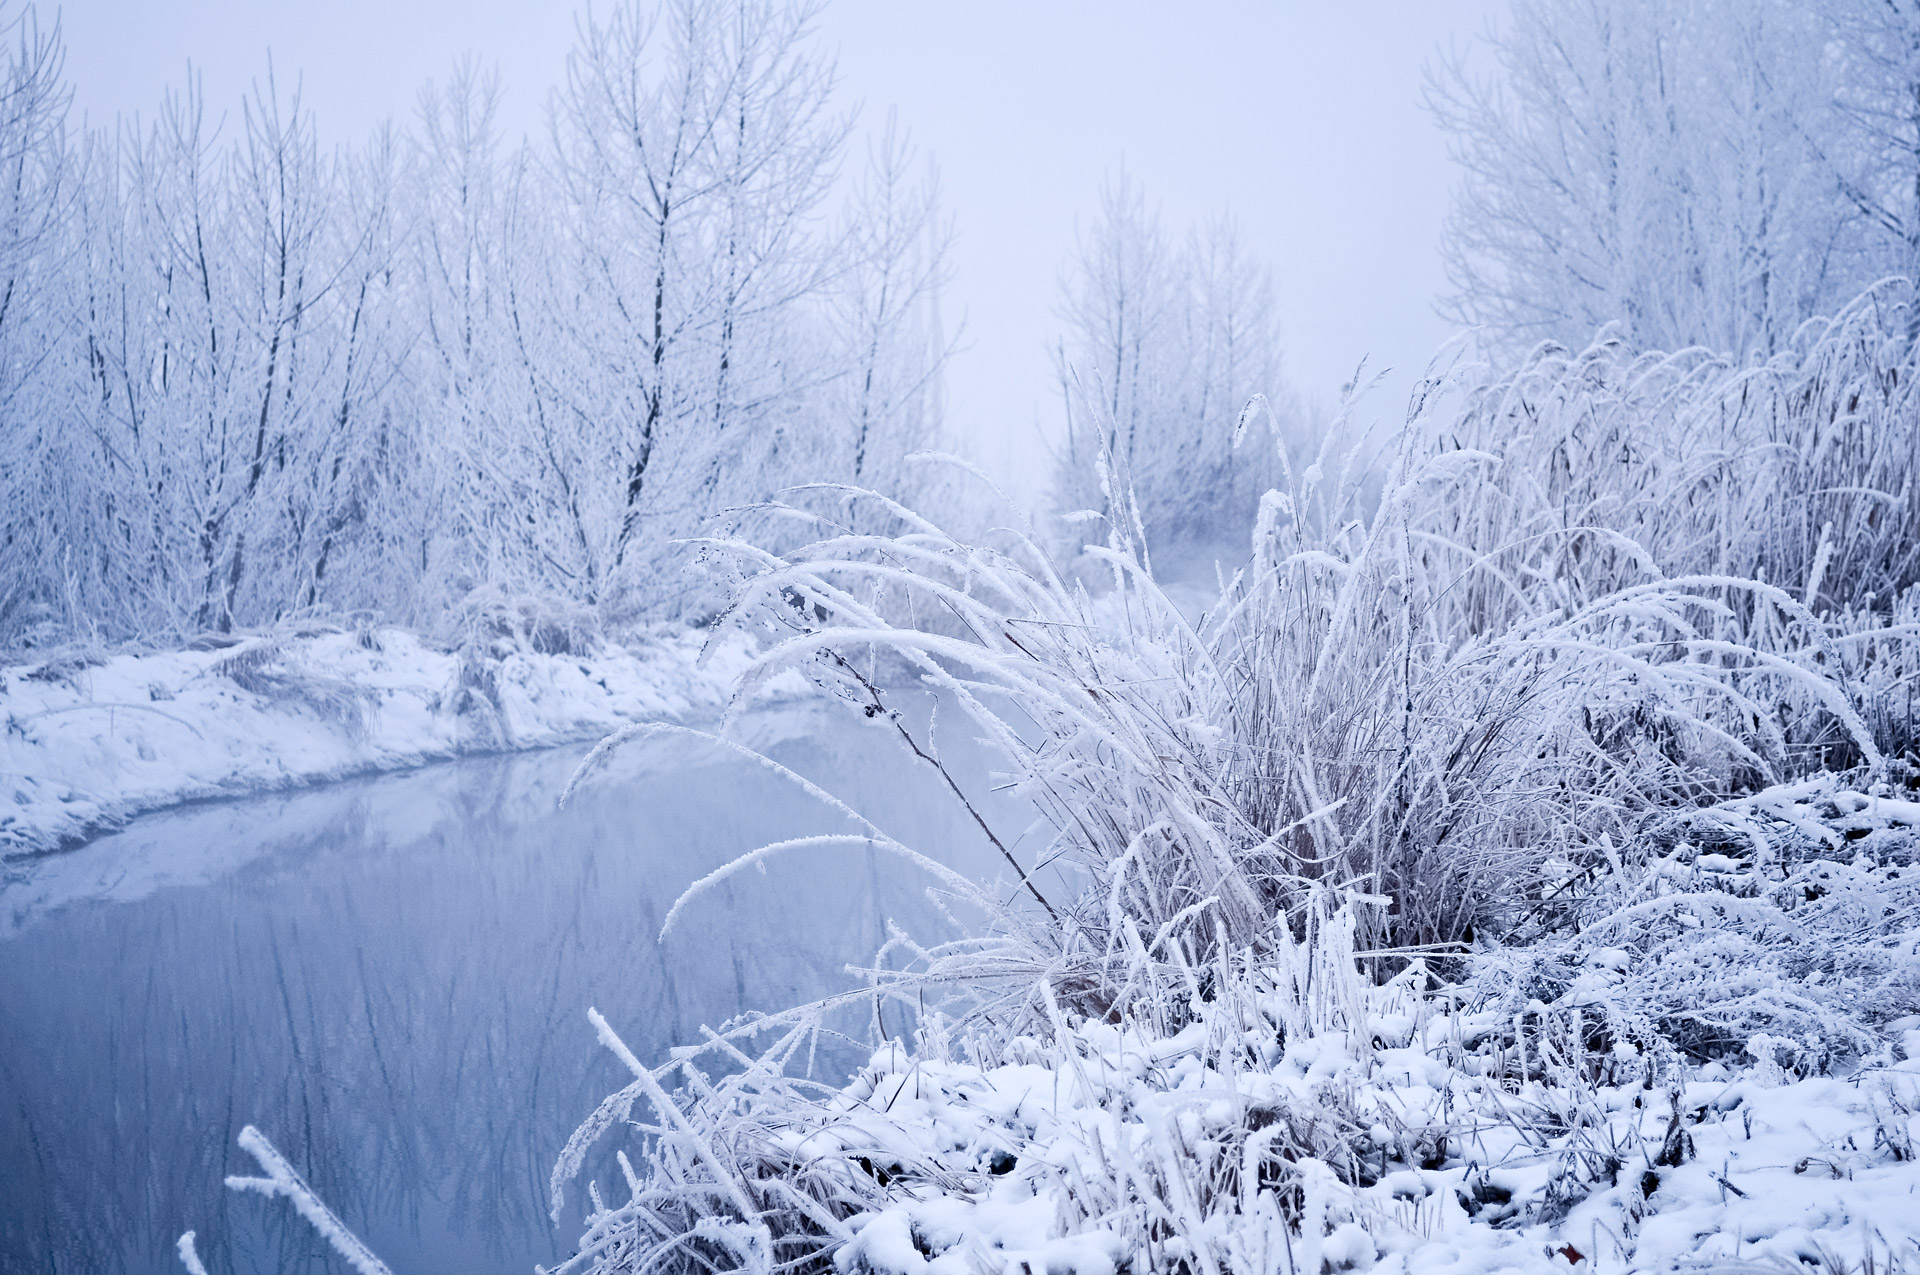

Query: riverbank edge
0;622;751;858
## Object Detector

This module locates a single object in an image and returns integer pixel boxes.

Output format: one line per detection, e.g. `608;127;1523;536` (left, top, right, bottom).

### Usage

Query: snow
661;964;1920;1275
546;783;1920;1275
0;624;754;858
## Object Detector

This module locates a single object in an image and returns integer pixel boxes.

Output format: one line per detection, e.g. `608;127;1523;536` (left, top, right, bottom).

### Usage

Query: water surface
0;701;1015;1274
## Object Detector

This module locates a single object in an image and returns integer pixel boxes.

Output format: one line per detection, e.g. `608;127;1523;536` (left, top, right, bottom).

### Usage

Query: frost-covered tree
1428;0;1920;628
825;111;952;517
0;0;955;648
546;0;847;613
0;3;69;641
409;61;579;612
54;72;405;636
1430;0;1868;359
1049;174;1291;575
1827;0;1920;320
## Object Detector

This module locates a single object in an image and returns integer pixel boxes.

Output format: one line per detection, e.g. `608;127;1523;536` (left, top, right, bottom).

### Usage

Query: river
0;699;1018;1275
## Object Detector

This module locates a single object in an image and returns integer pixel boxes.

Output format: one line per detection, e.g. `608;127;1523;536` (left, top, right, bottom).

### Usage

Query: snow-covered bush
210;637;379;742
1470;775;1920;1073
549;881;1920;1275
442;585;606;659
702;433;1882;964
534;301;1918;1267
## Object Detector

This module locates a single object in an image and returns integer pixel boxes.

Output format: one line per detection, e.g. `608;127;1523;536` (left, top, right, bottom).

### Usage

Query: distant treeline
5;0;1920;651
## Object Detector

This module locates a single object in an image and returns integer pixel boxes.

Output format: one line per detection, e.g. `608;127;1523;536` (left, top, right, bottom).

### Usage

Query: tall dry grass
534;281;1917;1272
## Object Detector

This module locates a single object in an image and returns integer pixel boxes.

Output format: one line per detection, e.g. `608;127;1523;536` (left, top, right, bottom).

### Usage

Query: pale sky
57;0;1502;500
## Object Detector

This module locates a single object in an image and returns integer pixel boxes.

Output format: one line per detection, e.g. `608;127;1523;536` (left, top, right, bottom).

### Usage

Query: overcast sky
58;0;1502;498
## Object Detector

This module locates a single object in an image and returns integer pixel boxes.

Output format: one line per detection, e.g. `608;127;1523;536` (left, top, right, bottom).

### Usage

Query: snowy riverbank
0;623;749;857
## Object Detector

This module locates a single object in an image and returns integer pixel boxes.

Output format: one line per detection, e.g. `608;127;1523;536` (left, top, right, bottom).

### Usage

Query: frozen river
0;700;1014;1275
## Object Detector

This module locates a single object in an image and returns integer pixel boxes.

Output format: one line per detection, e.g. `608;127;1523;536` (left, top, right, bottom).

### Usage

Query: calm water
0;702;1012;1274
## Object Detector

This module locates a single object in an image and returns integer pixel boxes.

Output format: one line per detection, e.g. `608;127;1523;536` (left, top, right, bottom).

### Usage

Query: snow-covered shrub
543;267;1920;1265
549;895;1444;1275
430;586;611;740
552;879;1920;1275
697;426;1880;968
1472;777;1920;1073
442;584;605;659
1832;587;1920;771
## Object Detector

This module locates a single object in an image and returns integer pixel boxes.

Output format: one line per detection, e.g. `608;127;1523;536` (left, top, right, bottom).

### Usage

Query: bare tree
55;67;411;638
548;0;844;612
0;2;70;640
828;110;953;515
0;0;958;647
1429;0;1877;359
1050;173;1292;577
1828;0;1920;333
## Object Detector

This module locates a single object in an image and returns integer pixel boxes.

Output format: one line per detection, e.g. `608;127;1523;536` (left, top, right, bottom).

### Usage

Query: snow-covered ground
0;624;750;857
542;778;1920;1275
803;1000;1920;1275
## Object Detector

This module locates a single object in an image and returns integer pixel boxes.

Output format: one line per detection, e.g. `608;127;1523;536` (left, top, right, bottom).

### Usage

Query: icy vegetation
0;0;955;649
568;873;1920;1275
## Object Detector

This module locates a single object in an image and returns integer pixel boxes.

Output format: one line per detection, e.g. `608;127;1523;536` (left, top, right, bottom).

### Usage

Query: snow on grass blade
192;1126;396;1275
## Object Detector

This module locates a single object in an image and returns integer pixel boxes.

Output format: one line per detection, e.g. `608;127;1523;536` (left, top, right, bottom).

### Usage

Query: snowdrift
0;624;745;857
